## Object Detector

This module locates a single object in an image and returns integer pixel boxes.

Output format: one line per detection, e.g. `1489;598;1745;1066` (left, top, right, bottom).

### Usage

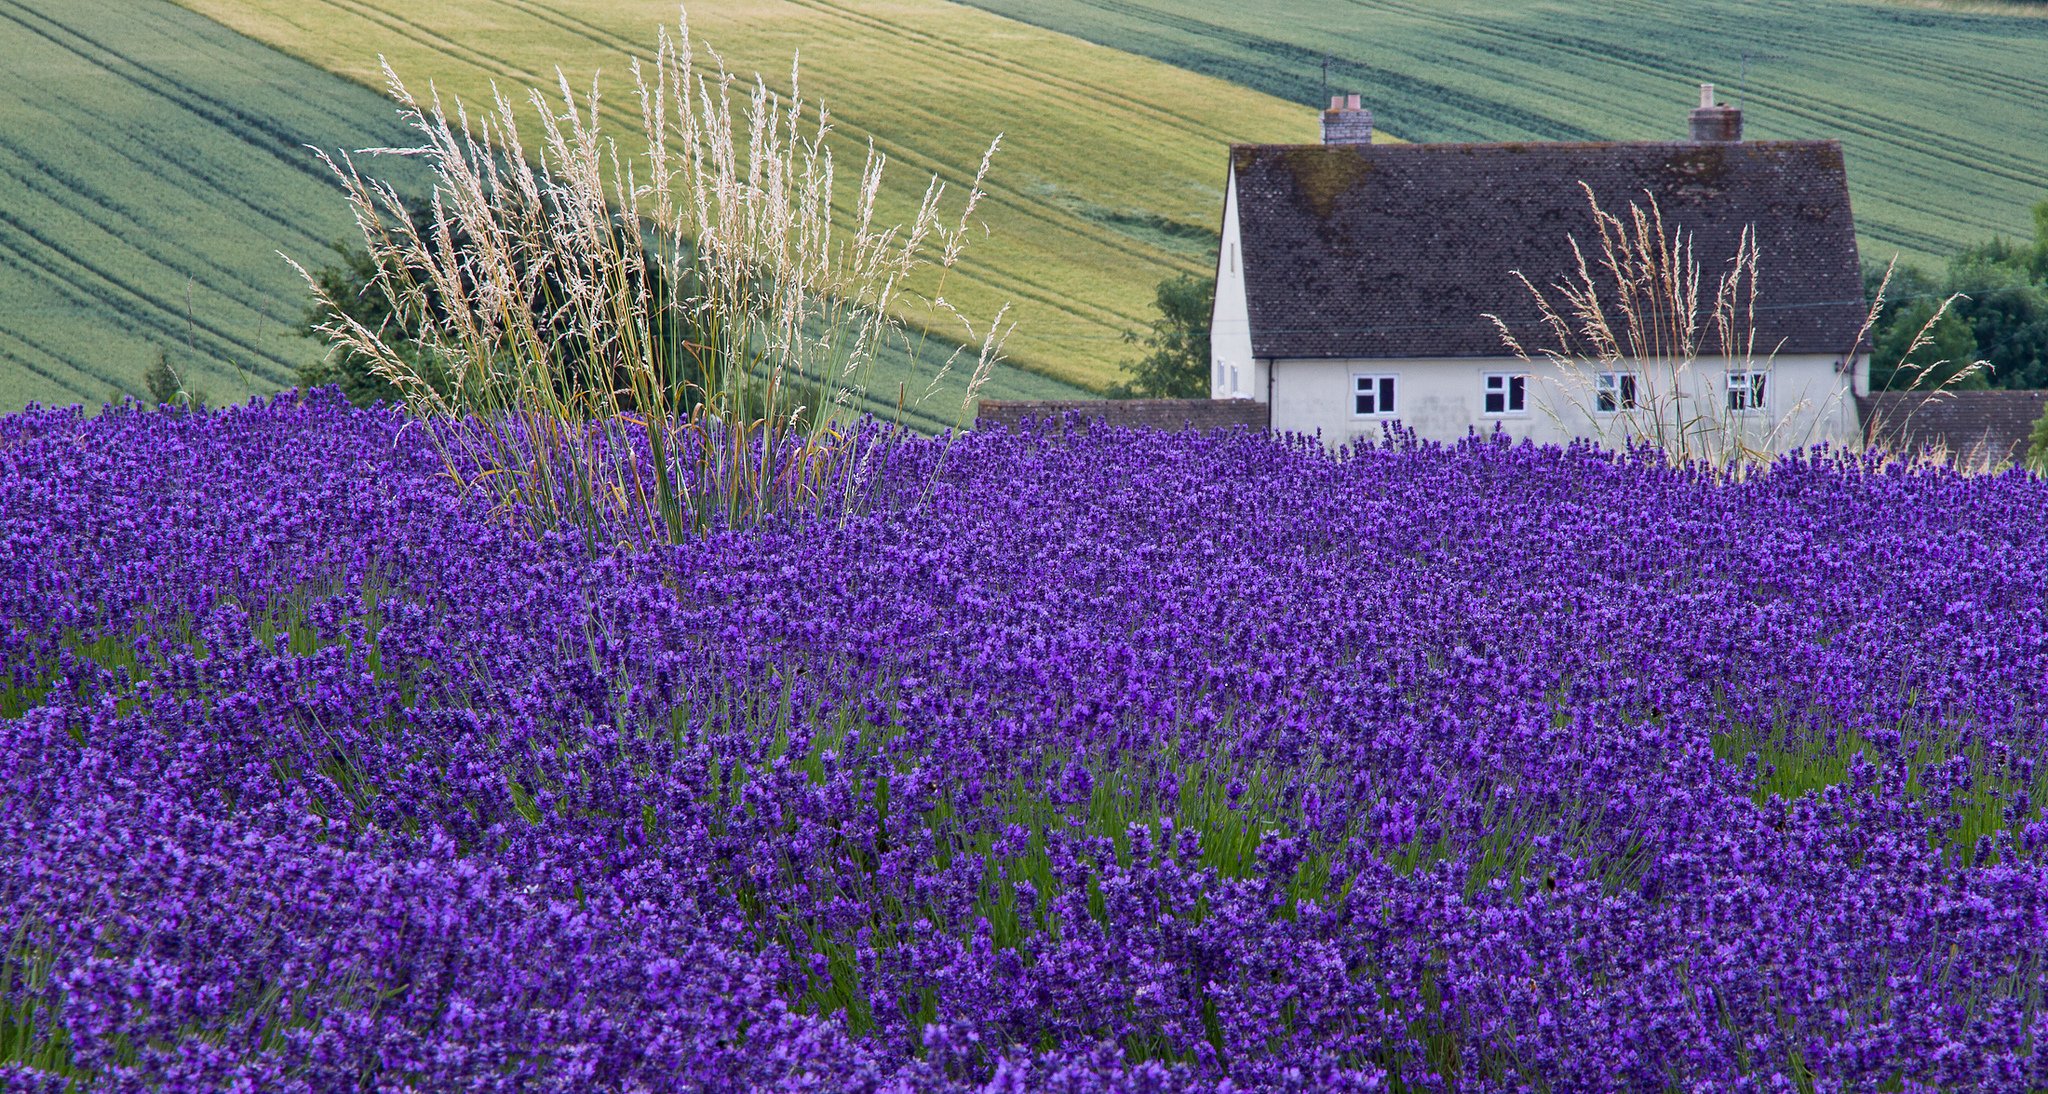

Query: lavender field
4;392;2047;1091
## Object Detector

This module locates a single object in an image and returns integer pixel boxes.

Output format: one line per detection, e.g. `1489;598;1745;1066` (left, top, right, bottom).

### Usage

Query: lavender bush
3;391;2046;1091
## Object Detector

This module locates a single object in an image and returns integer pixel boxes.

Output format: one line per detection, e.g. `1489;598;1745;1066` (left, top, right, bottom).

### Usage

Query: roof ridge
1231;137;1864;359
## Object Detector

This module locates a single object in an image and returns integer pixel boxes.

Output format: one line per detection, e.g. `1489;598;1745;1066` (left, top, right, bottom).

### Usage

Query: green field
13;0;2037;413
0;0;1094;419
0;0;435;410
174;0;1345;392
955;0;2048;267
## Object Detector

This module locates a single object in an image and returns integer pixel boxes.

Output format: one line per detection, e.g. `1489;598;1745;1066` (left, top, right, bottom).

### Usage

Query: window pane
1355;390;1373;415
1509;375;1526;411
1751;373;1767;408
1485;391;1504;414
1486;374;1504;392
1619;375;1637;409
1597;388;1616;413
1379;377;1395;414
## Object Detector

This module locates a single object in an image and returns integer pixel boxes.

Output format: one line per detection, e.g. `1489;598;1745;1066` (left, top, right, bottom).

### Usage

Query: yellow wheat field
177;0;1362;389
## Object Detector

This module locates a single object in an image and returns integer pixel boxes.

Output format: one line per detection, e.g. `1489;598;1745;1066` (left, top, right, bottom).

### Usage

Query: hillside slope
176;0;1355;391
0;0;427;410
957;0;2048;267
0;0;1102;419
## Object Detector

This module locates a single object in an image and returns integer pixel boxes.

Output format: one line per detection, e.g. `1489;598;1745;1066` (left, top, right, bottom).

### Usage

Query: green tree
297;198;737;415
141;348;206;409
2029;402;2048;473
1867;198;2048;392
1868;295;1984;392
1107;273;1213;399
143;349;181;405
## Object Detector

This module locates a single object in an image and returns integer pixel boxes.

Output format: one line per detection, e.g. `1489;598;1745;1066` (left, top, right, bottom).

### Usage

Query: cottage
1211;87;1871;451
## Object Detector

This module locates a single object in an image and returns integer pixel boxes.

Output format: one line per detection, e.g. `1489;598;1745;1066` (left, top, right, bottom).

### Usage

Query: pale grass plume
292;8;1010;547
1854;257;1998;471
1488;185;1853;471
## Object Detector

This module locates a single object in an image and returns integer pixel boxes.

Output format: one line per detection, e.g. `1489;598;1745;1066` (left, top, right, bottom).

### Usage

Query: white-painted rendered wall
1210;164;1864;453
1265;355;1861;453
1210;169;1261;400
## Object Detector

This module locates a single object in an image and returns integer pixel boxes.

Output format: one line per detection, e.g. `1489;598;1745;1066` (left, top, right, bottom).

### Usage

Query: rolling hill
13;0;2039;414
172;0;1350;394
0;0;430;410
954;0;2048;268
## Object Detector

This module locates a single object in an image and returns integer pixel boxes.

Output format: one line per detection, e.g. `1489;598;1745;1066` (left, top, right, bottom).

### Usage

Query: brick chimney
1321;94;1373;145
1688;82;1742;142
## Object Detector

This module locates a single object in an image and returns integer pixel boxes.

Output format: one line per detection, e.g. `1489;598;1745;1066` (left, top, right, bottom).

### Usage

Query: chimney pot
1688;82;1742;142
1321;92;1374;145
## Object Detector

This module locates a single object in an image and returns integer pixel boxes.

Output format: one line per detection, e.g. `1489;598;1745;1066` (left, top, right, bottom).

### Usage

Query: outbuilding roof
1858;389;2048;466
1230;141;1867;360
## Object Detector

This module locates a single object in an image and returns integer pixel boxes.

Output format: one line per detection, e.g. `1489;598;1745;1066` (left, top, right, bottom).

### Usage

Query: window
1727;370;1767;412
1594;372;1638;414
1353;373;1396;416
1483;372;1527;415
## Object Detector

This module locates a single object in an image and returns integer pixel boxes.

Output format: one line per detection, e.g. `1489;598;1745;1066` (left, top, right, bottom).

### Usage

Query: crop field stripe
0;209;296;386
1066;0;1608;140
301;0;1149;343
0;150;300;384
0;327;104;403
0;0;365;199
473;0;1191;334
350;0;1167;358
787;0;1264;139
532;0;1200;331
1327;0;2030;248
0;81;328;260
175;0;1324;388
957;0;2048;267
0;146;321;327
0;244;147;398
0;0;457;409
1352;0;2044;202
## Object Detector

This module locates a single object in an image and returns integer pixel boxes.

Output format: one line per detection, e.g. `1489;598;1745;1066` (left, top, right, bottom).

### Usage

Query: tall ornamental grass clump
1491;188;1984;470
1490;187;1814;467
295;14;1008;546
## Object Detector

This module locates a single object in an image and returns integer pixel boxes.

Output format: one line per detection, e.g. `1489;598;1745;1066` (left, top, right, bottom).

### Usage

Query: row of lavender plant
3;390;2045;1091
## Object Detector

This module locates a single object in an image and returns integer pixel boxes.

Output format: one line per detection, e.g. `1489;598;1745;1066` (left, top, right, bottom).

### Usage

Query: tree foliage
1868;199;2048;392
1107;274;1213;400
141;348;205;410
295;198;721;414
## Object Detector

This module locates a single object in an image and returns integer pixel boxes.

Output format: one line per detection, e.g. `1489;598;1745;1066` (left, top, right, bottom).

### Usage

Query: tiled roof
1858;389;2048;465
1231;141;1867;360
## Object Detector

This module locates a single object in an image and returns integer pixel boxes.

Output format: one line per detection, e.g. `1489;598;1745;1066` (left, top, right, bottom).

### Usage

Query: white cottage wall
1268;355;1859;453
1210;169;1259;401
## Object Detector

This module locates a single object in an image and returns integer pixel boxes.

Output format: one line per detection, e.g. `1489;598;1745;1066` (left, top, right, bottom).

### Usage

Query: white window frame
1594;371;1639;414
1481;372;1528;416
1726;369;1768;413
1351;372;1397;418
